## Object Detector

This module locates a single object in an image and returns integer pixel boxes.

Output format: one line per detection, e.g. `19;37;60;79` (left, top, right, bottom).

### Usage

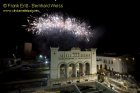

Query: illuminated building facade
50;47;97;80
96;56;128;73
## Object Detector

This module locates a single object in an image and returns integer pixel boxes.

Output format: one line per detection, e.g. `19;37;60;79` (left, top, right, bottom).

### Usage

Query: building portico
50;47;97;81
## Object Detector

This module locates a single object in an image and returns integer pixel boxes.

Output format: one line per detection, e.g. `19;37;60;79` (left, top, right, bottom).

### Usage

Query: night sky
0;0;139;56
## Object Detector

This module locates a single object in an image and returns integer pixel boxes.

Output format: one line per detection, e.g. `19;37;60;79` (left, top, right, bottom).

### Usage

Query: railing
73;84;82;93
95;81;117;93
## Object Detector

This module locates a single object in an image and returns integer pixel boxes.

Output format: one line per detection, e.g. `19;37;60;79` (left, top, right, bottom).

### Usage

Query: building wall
24;43;32;56
96;56;128;73
50;47;97;79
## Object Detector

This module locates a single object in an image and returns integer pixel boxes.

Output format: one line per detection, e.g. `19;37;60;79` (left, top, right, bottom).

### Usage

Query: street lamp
45;60;48;64
39;55;43;58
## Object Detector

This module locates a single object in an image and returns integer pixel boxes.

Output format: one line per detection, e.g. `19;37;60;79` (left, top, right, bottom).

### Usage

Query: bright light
119;58;121;61
44;56;46;59
113;58;116;61
39;55;43;58
126;58;128;60
45;61;48;64
132;57;135;61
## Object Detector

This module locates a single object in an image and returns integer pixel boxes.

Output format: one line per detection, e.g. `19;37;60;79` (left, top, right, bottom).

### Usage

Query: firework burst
26;13;93;42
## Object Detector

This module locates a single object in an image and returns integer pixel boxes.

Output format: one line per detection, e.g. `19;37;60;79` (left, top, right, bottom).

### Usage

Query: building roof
97;52;120;57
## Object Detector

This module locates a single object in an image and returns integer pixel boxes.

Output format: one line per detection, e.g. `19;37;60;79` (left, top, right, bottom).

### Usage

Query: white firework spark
26;13;93;41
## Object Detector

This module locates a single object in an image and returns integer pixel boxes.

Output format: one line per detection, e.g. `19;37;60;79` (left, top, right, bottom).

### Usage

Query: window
111;61;113;64
97;58;100;61
104;59;106;63
104;59;107;63
112;68;113;71
89;54;90;57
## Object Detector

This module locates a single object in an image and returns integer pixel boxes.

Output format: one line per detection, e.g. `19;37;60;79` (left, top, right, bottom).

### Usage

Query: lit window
113;58;116;61
132;57;135;61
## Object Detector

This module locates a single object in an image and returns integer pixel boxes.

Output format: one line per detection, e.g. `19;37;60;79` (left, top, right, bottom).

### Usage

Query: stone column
82;64;85;76
74;65;77;77
66;65;69;78
83;63;85;76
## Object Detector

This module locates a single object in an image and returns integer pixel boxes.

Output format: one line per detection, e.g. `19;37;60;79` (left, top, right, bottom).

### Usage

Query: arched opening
104;64;107;70
100;64;102;69
60;64;67;78
85;63;90;75
109;67;110;70
79;63;84;76
97;65;99;70
68;63;75;77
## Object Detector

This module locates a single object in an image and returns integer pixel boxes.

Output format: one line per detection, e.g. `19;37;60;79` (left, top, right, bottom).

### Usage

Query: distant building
24;43;37;59
24;43;32;56
50;47;97;84
96;56;128;74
